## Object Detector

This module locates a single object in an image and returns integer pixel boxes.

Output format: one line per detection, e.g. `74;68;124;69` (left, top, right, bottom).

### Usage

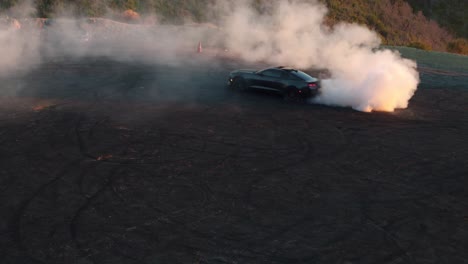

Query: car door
247;71;265;88
258;69;283;92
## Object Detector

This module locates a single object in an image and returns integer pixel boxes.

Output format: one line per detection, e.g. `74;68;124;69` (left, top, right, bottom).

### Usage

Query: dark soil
0;58;467;264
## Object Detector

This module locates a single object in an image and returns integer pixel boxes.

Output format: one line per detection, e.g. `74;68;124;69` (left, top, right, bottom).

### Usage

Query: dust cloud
0;0;419;112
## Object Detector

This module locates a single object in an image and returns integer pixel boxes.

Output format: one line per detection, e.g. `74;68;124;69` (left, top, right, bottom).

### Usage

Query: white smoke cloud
0;0;419;112
219;0;420;112
0;21;41;76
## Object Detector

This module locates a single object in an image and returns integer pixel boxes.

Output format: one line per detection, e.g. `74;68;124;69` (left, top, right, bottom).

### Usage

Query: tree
36;0;58;17
0;0;19;10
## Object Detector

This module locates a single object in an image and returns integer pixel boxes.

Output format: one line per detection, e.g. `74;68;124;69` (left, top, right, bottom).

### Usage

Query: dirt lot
0;57;467;264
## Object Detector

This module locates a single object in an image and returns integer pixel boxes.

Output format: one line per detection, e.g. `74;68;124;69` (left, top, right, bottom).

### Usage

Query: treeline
1;0;467;54
0;0;212;20
406;0;467;38
323;0;467;54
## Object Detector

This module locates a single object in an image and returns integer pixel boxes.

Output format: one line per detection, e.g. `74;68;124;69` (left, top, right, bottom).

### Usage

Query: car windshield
291;71;316;82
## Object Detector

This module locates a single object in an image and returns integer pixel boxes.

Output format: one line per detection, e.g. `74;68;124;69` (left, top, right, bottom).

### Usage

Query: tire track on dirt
10;159;82;264
69;166;122;264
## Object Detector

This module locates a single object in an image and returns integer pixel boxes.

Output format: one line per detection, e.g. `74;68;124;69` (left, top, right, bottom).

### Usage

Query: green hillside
1;0;467;54
388;47;468;89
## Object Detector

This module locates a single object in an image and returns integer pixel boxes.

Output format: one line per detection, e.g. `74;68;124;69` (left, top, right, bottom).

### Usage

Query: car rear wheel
284;88;302;103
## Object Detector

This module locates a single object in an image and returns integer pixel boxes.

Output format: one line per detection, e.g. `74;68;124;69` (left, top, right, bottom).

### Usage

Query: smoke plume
0;0;419;112
219;0;419;112
0;22;40;76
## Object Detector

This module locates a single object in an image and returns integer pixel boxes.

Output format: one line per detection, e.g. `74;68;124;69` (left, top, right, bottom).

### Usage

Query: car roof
274;66;299;72
258;66;297;72
259;66;317;81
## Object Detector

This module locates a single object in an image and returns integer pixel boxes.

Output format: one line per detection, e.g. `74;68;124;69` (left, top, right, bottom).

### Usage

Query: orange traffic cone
197;41;203;53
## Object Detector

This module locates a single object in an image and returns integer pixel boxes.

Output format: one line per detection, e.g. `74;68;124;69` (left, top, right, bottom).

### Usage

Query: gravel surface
0;57;467;264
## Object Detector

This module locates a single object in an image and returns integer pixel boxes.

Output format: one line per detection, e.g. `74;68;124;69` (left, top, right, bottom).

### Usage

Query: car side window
261;70;282;78
287;73;301;80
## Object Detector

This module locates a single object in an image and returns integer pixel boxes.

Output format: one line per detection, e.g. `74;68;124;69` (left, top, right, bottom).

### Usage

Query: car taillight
308;83;317;88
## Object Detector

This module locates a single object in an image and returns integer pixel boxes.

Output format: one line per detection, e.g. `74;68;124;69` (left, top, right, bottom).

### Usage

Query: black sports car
227;66;321;100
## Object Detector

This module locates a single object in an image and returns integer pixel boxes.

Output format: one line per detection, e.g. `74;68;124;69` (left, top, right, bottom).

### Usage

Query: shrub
447;39;468;55
408;41;432;51
122;9;140;21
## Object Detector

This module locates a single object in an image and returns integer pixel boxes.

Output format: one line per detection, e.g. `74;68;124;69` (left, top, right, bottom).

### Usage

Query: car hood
231;69;256;74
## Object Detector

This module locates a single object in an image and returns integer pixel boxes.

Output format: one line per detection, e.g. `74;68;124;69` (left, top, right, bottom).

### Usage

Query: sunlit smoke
219;0;419;112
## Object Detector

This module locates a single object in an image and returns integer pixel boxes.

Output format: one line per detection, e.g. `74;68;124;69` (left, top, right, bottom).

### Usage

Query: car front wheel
232;77;247;92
